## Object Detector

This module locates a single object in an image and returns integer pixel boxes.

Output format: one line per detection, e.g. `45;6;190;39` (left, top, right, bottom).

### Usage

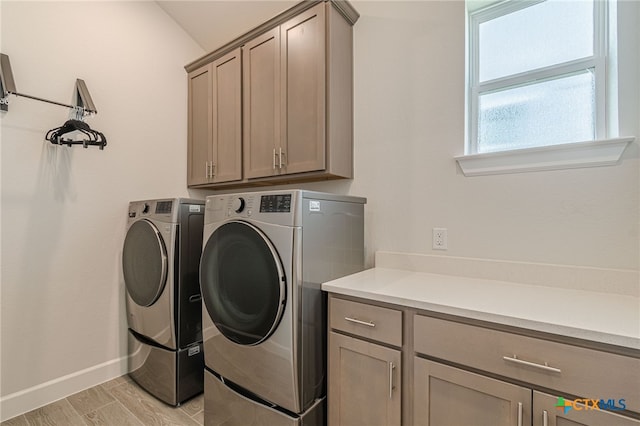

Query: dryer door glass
122;220;168;307
200;221;286;345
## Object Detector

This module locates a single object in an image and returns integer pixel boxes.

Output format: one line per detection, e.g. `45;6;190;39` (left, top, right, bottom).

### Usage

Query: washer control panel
226;196;255;217
224;193;294;218
214;191;301;225
259;194;292;213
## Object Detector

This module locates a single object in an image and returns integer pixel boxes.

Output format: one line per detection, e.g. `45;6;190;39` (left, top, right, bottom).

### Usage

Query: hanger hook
71;105;85;121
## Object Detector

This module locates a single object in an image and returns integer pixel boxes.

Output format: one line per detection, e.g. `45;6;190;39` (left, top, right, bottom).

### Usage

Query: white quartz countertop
322;267;640;350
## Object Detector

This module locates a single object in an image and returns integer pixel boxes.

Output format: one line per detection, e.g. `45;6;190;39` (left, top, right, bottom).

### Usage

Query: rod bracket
0;53;16;111
0;53;97;114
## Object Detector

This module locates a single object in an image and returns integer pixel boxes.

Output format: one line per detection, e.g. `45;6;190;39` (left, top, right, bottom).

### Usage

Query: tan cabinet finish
186;0;358;189
326;294;640;425
533;391;640;426
414;314;640;414
329;297;402;347
243;27;280;179
278;3;326;176
328;296;403;426
243;7;326;179
244;2;352;182
414;358;532;426
187;49;242;186
187;64;210;186
328;332;401;426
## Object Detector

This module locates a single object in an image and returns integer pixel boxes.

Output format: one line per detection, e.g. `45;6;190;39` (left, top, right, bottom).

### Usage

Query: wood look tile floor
1;376;204;426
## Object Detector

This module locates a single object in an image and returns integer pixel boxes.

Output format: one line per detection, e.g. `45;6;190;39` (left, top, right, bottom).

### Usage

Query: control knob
142;203;150;214
232;197;246;213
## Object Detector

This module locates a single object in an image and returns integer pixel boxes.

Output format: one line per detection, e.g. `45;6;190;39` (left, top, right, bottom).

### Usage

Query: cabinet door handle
273;149;277;170
543;410;549;426
388;362;395;399
210;162;215;178
205;161;209;179
503;355;562;374
344;317;376;327
279;147;285;168
517;402;523;426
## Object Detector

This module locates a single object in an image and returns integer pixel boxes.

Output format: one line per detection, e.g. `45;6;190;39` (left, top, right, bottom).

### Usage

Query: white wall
0;1;203;420
341;1;639;274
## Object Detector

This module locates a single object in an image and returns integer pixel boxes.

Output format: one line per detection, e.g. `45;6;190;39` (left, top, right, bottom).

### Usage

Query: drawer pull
503;355;562;374
543;410;549;426
517;402;523;426
344;317;376;328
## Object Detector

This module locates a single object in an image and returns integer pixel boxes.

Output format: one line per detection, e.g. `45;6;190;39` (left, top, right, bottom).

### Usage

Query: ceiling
156;1;298;52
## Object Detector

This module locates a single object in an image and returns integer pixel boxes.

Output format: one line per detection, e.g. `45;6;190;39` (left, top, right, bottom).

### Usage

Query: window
459;0;633;176
469;0;605;154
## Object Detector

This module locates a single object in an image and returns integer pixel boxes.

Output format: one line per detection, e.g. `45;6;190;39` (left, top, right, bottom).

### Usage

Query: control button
232;197;246;213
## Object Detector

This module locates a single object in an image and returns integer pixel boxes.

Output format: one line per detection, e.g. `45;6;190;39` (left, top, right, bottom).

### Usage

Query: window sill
455;137;635;177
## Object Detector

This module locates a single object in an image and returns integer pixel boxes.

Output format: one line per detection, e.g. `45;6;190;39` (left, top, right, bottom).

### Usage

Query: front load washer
199;190;366;425
123;198;205;406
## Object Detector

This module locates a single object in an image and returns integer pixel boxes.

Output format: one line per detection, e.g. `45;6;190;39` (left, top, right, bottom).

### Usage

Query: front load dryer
199;190;366;425
123;198;205;406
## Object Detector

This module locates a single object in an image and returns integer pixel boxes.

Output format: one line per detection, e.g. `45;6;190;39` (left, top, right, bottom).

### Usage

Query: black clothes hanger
45;119;107;150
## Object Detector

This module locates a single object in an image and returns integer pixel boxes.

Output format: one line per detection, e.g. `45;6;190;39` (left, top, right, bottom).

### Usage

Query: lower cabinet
328;331;401;426
414;358;640;426
414;358;532;426
326;295;640;426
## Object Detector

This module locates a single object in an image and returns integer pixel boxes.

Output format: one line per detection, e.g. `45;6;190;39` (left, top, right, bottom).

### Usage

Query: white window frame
457;0;633;176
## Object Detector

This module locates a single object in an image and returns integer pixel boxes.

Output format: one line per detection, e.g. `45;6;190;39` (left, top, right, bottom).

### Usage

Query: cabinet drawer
414;314;640;414
330;298;402;346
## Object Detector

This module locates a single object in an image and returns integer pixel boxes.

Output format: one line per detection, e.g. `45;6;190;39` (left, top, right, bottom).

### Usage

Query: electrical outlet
433;228;448;250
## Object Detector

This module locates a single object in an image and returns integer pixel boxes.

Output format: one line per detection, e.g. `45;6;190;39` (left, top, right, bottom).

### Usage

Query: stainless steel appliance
200;190;366;425
123;198;205;406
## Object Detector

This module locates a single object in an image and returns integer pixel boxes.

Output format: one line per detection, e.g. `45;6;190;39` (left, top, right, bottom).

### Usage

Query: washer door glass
122;219;168;307
200;221;286;346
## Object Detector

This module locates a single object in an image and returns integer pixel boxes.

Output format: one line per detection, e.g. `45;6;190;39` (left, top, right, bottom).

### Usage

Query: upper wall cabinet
242;27;282;179
244;4;327;179
185;0;359;189
188;48;242;186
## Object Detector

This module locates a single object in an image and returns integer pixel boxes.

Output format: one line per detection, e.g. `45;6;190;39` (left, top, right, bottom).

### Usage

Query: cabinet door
211;49;242;183
243;27;281;179
187;64;212;186
533;391;640;426
328;332;401;426
414;358;532;426
280;2;326;175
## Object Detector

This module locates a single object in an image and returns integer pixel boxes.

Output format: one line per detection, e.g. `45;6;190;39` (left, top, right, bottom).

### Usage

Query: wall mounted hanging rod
0;53;97;114
8;91;86;111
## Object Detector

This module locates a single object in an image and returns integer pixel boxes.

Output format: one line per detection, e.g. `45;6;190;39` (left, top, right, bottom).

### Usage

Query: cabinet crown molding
185;0;359;73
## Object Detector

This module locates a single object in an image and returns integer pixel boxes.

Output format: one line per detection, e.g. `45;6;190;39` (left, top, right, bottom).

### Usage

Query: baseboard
0;355;128;422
